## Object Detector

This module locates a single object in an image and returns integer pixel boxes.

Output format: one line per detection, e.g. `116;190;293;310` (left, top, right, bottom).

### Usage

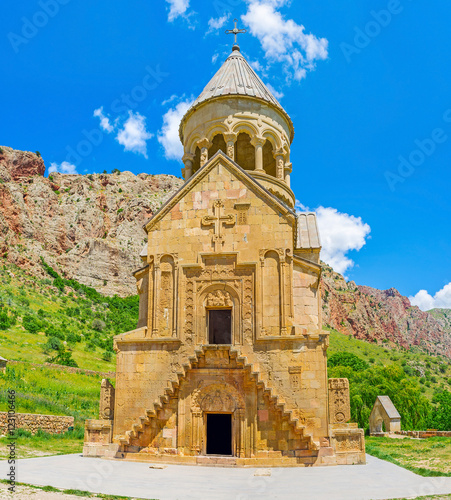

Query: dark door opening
206;413;232;456
208;309;232;344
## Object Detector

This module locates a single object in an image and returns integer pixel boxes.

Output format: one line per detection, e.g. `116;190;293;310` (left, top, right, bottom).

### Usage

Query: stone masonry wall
0;412;74;435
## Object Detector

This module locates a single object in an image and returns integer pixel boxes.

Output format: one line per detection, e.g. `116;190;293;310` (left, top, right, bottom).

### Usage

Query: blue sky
1;0;450;309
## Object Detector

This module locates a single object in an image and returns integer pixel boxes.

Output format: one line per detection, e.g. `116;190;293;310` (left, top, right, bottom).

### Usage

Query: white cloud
166;0;190;21
296;202;371;276
207;14;230;34
93;107;114;133
409;283;451;311
115;111;153;158
48;161;78;175
212;53;219;64
242;0;328;82
158;97;194;161
266;82;284;100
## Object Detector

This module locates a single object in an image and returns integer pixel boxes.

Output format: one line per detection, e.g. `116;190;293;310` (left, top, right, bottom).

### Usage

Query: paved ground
2;454;451;500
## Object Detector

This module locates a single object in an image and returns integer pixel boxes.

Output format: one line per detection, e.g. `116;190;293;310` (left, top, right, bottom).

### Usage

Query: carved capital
250;136;266;148
224;132;237;144
284;162;293;174
182;152;195;165
272;146;287;160
196;138;212;150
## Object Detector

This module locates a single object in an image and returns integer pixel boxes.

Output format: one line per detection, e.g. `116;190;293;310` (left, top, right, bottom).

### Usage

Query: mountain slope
321;264;451;358
1;146;449;357
0;146;183;296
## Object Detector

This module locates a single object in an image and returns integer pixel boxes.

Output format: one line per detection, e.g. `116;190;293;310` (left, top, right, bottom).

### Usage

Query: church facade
84;44;365;467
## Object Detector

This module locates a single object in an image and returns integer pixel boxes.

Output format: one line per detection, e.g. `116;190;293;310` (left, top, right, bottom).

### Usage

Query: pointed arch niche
208;134;227;158
154;254;178;338
235;132;255;171
260;250;281;337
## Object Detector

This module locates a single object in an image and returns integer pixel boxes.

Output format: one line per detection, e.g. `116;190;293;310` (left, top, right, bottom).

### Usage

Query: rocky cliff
0;146;183;296
321;264;451;358
0;146;449;357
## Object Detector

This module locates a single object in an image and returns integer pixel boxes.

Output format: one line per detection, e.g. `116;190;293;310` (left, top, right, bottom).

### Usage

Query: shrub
22;314;41;333
328;352;369;372
102;350;113;362
92;319;106;332
47;348;78;367
44;336;63;351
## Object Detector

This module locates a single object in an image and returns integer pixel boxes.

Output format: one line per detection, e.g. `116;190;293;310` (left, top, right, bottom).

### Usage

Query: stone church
84;41;365;466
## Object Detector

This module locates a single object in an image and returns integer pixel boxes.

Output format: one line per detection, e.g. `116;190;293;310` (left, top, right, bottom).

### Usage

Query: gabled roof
374;396;401;419
180;48;294;141
296;212;321;250
144;150;296;233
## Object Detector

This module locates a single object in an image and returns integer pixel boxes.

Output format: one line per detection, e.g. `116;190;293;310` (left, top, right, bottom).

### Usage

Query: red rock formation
0;146;45;181
0;146;183;296
321;264;451;358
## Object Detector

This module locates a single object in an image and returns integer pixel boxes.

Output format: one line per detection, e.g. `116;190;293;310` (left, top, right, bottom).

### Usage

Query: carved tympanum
206;290;233;308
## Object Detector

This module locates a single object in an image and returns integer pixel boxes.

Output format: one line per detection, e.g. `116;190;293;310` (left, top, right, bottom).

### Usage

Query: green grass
366;436;451;476
0;428;85;459
0;362;108;423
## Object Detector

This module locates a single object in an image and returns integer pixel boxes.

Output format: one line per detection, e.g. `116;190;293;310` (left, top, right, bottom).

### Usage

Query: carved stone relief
328;378;351;424
206;290;233;308
99;379;115;420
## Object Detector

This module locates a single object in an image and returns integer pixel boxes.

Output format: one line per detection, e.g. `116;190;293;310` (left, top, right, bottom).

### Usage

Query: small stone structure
84;379;117;458
327;379;366;465
369;396;401;435
0;356;7;374
0;412;74;435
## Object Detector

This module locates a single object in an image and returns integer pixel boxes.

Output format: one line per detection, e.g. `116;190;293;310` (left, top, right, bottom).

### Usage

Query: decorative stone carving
289;366;302;389
334;433;362;452
192;383;245;414
328;378;351;424
206;290;233;308
201;200;236;251
99;379;115;420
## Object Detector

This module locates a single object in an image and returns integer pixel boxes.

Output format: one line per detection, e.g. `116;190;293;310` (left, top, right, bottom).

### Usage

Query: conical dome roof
180;47;294;140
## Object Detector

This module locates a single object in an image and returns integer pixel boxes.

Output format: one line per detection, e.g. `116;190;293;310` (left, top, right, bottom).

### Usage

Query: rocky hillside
322;264;451;358
1;146;449;357
0;146;183;296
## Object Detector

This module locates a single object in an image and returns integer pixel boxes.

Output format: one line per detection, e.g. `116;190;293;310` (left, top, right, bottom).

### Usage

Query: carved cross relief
202;200;236;251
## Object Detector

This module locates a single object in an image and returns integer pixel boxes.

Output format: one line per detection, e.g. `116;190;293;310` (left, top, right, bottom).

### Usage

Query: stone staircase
116;345;316;451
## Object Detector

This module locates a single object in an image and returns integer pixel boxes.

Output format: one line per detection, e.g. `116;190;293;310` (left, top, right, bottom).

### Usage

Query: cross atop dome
225;19;246;51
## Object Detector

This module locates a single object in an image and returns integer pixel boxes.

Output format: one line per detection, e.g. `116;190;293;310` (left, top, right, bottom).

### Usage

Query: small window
208;309;232;344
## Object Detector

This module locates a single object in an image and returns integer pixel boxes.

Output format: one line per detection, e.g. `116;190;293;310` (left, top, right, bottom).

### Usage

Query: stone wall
395;430;451;438
0;412;74;435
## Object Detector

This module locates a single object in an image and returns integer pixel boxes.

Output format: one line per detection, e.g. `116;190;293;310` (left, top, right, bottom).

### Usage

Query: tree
328;352;369;371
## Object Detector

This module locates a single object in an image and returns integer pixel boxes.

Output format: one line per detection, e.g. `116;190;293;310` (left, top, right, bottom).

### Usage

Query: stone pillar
182;153;195;180
284;162;293;187
279;251;287;336
224;133;237;161
273;148;286;180
197;139;212;168
99;379;115;420
235;408;245;458
251;137;266;172
191;410;203;454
